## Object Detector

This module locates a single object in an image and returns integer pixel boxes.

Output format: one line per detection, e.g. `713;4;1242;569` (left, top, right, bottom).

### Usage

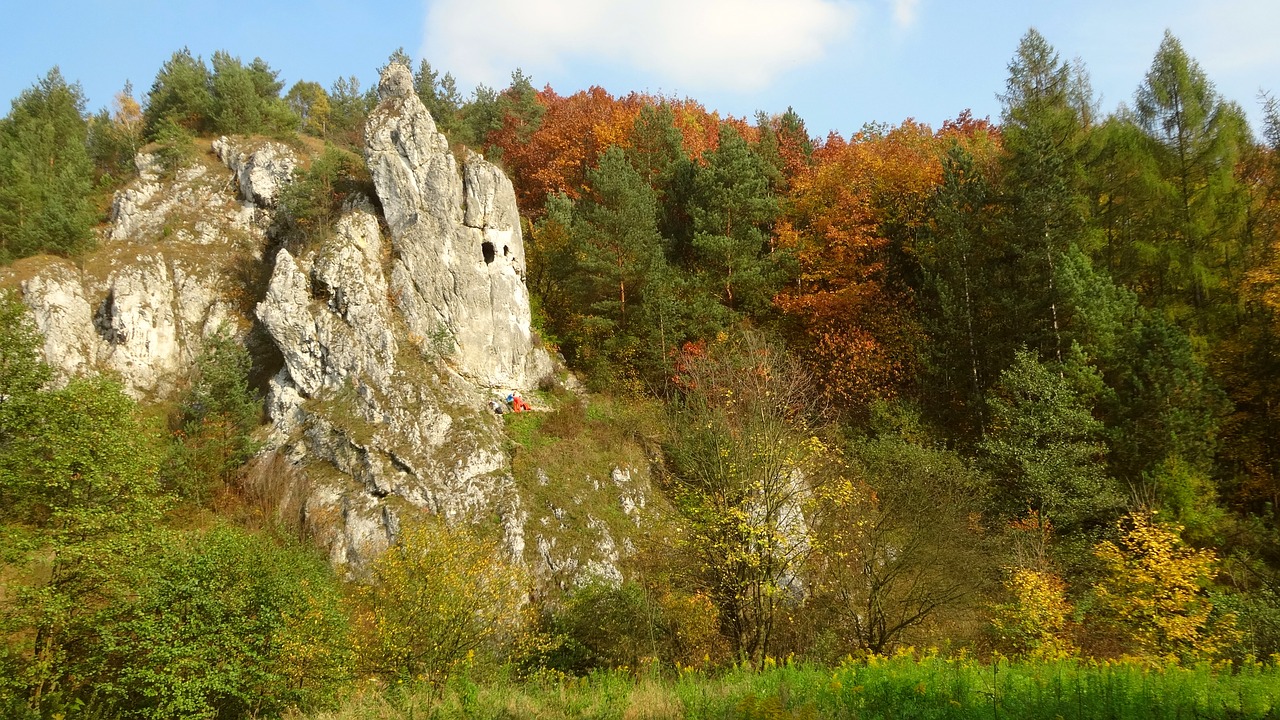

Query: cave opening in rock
482;241;495;264
503;245;509;257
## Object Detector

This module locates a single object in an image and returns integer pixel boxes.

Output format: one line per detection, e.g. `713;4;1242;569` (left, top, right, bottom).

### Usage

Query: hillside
2;30;1280;718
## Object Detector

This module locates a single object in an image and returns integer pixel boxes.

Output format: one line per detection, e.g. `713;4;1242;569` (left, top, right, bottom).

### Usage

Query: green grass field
302;652;1280;720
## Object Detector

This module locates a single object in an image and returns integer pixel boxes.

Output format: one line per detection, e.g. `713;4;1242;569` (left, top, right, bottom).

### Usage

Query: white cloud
889;0;920;29
421;0;859;93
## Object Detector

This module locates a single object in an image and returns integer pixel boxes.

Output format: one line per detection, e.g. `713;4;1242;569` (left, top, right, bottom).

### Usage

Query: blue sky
3;1;1278;139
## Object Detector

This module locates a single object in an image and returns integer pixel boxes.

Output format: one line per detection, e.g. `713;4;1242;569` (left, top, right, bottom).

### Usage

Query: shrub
354;516;525;690
1090;512;1240;662
547;581;724;675
150;115;197;174
277;145;374;248
162;331;262;505
95;525;352;718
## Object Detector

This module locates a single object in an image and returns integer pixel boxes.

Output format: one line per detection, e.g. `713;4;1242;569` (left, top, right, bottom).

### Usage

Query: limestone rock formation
3;145;265;397
256;200;517;567
213;136;298;207
6;64;650;585
365;63;550;390
254;63;563;569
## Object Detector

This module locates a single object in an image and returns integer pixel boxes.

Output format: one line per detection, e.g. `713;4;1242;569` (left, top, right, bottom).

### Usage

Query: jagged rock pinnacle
378;62;416;100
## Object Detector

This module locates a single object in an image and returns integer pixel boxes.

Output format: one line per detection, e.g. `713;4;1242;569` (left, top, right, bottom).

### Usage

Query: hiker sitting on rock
507;391;530;413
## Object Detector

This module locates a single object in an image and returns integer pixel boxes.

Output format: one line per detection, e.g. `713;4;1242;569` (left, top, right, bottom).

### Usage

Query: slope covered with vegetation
3;28;1280;718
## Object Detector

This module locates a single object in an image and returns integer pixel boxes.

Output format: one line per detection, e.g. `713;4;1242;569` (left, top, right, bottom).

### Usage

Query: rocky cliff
366;65;546;391
1;63;652;585
4;150;263;399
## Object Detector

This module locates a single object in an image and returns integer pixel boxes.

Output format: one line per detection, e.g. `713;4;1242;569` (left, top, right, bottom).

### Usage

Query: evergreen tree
143;48;213;137
917;143;1004;440
626;104;699;250
1056;248;1227;525
754;106;814;194
687;124;782;316
210;51;264;134
626;104;685;201
1133;30;1251;322
414;58;463;137
208;52;296;136
998;28;1093;365
558;148;672;390
458;83;502;152
380;47;412;73
980;349;1121;533
326;75;376;149
571;147;667;328
0;67;96;262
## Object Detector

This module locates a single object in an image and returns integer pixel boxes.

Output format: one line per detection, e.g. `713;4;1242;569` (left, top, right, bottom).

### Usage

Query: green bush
162;331;262;505
545;581;725;675
95;525;352;718
277;145;374;248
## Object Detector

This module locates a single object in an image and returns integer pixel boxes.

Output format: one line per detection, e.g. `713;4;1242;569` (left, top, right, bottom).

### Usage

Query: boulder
213;136;299;207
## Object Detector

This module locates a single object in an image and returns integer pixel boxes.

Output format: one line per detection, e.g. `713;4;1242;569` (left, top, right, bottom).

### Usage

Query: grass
504;394;665;572
298;653;1280;719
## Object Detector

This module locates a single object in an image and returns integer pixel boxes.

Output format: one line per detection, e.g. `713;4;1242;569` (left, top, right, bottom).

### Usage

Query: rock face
213;136;298;207
256;200;517;567
7;64;648;584
365;63;549;389
4;145;271;398
252;63;558;569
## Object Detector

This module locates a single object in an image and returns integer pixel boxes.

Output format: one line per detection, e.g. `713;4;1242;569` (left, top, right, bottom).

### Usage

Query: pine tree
143;48;213;137
998;28;1094;365
917;143;1003;440
559;148;673;389
1133;30;1251;322
980;349;1120;532
414;59;463;137
688;124;781;315
0;68;96;262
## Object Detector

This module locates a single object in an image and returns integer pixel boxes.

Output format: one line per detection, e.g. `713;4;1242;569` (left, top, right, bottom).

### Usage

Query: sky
3;0;1278;139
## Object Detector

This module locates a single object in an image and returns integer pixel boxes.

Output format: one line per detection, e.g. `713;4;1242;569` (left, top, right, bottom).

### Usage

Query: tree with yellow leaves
663;330;824;665
991;567;1076;659
354;516;525;689
1090;512;1238;662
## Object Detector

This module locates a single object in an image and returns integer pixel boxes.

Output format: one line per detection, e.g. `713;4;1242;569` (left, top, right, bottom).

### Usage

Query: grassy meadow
302;652;1280;720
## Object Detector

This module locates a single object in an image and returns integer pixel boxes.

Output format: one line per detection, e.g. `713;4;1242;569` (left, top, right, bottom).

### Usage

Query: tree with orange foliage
774;122;943;410
489;86;641;216
485;84;747;223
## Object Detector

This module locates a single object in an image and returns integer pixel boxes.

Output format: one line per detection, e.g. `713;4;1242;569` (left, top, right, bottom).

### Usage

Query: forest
3;25;1280;719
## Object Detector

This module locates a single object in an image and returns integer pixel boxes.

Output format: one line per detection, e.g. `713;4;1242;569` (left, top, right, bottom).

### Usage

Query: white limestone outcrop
365;63;551;390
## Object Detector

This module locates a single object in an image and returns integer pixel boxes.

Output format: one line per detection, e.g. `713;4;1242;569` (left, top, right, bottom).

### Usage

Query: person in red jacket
511;391;530;413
